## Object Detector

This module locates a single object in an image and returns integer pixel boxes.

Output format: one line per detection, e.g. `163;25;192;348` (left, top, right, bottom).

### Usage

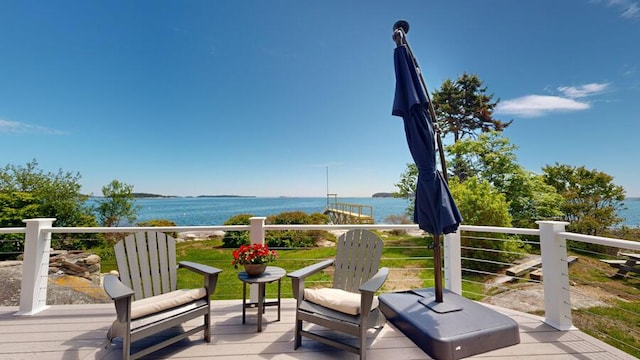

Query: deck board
0;299;634;360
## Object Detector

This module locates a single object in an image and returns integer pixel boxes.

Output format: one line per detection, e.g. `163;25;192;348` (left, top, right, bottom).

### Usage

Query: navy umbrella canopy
392;43;462;236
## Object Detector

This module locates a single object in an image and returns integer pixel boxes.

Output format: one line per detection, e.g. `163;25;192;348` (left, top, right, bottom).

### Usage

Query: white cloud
593;0;640;18
496;95;590;118
622;2;640;17
558;83;610;98
0;119;65;134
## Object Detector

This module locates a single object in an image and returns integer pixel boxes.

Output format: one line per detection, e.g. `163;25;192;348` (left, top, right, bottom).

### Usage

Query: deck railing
4;217;640;337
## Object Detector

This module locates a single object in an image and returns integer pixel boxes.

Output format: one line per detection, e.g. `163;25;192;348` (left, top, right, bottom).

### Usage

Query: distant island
130;193;255;199
132;193;175;198
372;192;396;198
196;195;256;198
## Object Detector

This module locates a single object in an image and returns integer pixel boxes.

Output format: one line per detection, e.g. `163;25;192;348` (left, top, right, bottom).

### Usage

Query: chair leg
359;326;367;360
123;333;131;360
204;312;211;343
294;318;302;349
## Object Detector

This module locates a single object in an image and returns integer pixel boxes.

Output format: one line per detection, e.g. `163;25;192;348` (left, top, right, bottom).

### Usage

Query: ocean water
125;196;640;227
622;198;640;227
131;197;411;226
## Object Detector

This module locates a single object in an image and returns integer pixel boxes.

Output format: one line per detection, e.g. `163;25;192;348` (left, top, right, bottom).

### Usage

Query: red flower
232;243;278;268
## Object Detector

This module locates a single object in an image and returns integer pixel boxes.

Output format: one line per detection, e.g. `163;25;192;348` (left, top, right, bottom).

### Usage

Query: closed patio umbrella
392;20;463;304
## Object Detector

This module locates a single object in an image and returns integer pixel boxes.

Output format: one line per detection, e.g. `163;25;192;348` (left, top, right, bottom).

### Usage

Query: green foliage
221;211;332;248
446;132;563;228
222;213;253;248
396;133;564;229
95;179;139;227
394;163;418;216
0;160;98;253
543;163;625;236
449;177;527;271
432;73;512;143
265;211;331;248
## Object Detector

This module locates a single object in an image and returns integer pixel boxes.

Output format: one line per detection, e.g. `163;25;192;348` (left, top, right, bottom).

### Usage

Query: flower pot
244;263;267;276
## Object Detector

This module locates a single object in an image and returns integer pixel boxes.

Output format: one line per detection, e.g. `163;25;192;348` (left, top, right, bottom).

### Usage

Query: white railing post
444;231;462;294
250;217;266;245
537;220;574;330
249;217;266;303
16;218;56;316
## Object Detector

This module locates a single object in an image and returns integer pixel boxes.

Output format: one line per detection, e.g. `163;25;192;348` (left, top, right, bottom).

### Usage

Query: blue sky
1;1;639;197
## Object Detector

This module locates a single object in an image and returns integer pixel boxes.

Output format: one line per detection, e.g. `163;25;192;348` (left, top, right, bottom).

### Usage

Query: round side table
237;266;286;332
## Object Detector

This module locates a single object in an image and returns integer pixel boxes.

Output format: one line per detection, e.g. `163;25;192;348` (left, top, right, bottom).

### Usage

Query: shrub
222;214;253;248
449;177;528;272
265;211;332;248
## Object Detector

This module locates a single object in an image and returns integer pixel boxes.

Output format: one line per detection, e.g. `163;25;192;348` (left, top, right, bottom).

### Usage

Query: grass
567;254;640;358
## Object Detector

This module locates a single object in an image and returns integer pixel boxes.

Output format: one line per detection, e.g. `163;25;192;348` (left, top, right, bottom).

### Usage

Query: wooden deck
0;299;634;360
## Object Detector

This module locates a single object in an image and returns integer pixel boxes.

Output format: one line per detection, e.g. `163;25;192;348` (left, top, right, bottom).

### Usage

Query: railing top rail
0;227;26;234
560;231;640;251
460;225;540;236
48;225;250;234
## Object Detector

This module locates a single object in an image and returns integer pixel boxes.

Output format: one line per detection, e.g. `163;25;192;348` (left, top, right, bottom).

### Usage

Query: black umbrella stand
392;20;456;313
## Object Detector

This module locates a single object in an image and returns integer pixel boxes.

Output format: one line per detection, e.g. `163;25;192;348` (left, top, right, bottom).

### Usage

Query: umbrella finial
392;20;410;46
393;20;410;34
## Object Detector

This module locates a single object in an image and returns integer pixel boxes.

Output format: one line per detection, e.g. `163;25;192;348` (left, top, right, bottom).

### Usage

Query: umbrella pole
433;234;443;303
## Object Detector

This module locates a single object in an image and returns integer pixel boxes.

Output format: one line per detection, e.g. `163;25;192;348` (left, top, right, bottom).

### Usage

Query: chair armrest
359;267;389;314
287;259;335;301
179;261;223;276
287;259;335;279
104;274;134;325
104;274;134;300
360;267;389;294
179;261;223;296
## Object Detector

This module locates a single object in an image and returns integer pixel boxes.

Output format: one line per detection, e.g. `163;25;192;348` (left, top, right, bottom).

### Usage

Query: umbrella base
379;288;520;360
418;296;463;314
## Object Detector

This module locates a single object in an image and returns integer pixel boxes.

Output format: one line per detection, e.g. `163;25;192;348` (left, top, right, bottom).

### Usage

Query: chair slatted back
333;229;384;293
114;231;178;301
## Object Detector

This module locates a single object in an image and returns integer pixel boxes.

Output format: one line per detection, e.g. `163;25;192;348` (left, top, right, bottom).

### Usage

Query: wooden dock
324;194;374;224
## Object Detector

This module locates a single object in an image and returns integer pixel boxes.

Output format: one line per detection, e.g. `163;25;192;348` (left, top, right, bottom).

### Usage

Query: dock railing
324;196;374;224
4;218;640;338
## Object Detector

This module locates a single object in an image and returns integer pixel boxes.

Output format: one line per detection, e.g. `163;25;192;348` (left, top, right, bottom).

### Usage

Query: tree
0;160;97;253
95;179;139;227
0;159;96;228
446;132;563;228
431;73;512;181
542;163;625;236
394;163;418;216
432;73;512;142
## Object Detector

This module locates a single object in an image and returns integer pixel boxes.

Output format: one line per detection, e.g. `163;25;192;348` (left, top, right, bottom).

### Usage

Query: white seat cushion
303;288;379;316
131;288;207;320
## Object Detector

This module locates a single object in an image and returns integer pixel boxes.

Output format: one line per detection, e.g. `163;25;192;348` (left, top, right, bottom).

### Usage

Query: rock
49;252;102;284
85;254;101;265
0;261;111;306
